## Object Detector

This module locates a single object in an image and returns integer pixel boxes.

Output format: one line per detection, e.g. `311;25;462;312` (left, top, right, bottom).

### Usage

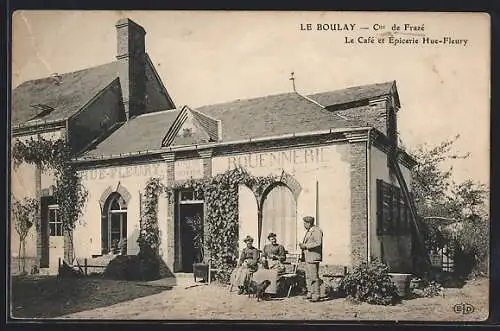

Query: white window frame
48;204;62;237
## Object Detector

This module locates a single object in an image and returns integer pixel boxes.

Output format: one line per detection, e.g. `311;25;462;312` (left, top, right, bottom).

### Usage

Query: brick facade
198;149;213;262
163;152;176;272
347;135;369;266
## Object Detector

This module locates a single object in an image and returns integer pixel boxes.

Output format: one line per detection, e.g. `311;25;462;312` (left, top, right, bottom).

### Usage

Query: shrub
410;277;443;298
340;260;400;305
103;250;161;281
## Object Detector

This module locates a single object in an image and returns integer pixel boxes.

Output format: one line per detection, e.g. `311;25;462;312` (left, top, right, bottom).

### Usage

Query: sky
11;11;490;185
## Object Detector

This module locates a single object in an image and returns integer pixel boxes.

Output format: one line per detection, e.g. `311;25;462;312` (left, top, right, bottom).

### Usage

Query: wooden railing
58;257;108;277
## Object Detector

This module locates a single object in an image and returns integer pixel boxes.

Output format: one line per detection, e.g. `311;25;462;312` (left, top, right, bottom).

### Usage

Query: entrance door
48;204;64;273
178;190;204;272
40;196;64;272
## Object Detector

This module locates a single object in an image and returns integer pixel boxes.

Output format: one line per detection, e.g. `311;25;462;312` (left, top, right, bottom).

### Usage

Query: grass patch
10;275;172;318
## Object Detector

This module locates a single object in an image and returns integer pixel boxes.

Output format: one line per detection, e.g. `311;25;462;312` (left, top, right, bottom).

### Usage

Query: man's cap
303;216;315;224
267;232;277;239
243;235;254;243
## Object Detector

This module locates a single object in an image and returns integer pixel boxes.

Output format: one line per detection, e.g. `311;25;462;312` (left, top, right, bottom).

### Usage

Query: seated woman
252;232;287;296
230;235;260;294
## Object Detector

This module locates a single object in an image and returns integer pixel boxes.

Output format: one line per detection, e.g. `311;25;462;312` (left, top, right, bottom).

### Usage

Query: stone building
11;18;426;276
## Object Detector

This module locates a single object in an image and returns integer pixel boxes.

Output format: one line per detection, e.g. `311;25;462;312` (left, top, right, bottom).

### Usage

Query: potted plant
186;214;208;281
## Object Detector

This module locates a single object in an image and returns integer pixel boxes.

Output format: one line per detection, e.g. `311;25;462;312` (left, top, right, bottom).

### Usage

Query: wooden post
84;258;88;276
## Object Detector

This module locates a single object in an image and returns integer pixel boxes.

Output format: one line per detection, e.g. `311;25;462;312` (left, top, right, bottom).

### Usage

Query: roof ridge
307;80;395;96
133;107;180;119
14;61;118;89
195;91;297;108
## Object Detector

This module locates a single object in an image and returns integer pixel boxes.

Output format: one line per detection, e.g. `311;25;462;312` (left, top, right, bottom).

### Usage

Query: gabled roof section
144;54;176;111
162;106;189;147
12;53;176;127
194;92;368;142
161;106;217;147
83;108;180;157
12;62;119;126
78;80;400;159
189;108;222;142
307;81;400;109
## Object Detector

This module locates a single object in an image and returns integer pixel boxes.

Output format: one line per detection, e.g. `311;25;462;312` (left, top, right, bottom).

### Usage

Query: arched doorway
261;184;297;253
101;192;128;255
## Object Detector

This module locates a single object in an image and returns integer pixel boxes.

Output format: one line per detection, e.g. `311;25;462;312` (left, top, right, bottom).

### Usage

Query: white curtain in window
261;185;297;253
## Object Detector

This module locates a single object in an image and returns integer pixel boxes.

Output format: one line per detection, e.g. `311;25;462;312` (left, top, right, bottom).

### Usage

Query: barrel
388;273;412;298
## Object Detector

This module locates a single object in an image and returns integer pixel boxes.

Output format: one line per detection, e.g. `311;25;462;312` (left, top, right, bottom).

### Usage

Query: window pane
111;214;121;232
50;224;56;236
57;223;63;236
181;190;194;201
122;214;127;238
111;199;120;211
49;209;55;223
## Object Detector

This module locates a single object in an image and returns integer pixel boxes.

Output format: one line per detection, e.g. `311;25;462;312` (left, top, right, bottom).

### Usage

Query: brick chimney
116;18;146;119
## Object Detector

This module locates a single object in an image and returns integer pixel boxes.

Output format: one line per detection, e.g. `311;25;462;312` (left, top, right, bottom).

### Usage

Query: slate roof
84;109;180;157
195;92;369;142
307;81;398;108
11;53;175;127
80;80;398;158
12;62;119;126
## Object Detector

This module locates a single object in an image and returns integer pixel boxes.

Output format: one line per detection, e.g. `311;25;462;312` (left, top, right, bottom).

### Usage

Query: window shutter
391;187;399;235
382;181;392;235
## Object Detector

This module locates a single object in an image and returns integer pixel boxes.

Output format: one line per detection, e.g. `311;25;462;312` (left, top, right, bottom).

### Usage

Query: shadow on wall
381;235;413;273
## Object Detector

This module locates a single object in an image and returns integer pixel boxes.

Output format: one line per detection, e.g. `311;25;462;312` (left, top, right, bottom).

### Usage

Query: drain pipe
366;128;372;263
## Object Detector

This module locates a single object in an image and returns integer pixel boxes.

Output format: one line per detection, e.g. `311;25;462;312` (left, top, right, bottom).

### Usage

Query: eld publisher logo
453;303;475;314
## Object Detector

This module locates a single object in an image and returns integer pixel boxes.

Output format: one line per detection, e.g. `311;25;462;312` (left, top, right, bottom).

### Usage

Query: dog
247;280;271;301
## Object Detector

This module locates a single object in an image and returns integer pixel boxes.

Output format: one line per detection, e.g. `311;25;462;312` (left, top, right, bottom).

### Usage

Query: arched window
102;192;128;255
261;184;297;253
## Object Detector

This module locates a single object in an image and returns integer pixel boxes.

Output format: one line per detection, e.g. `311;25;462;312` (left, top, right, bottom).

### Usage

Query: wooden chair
208;259;221;285
279;252;302;297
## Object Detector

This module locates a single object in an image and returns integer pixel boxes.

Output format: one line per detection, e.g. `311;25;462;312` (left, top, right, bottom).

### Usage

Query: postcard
10;11;490;321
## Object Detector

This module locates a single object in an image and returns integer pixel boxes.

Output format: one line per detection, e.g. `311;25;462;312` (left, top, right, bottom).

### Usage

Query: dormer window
29;104;55;120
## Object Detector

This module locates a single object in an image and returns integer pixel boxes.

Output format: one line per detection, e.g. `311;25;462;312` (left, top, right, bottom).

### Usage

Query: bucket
388;273;412;298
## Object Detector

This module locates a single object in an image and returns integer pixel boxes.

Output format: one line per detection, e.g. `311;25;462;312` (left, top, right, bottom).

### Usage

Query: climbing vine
12;136;88;261
165;167;280;283
138;178;165;252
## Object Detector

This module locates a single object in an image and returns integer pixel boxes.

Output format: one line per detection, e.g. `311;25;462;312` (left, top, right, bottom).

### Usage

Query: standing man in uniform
299;216;323;302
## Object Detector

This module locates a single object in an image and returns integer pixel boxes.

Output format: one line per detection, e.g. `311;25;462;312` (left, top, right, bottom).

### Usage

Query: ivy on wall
139;178;165;252
12;136;88;262
164;167;280;283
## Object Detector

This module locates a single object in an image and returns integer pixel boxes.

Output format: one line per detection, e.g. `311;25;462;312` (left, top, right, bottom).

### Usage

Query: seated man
252;233;287;296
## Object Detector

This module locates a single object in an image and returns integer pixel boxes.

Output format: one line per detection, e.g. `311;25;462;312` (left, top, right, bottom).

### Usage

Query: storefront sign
225;146;330;171
174;159;204;180
79;163;167;181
